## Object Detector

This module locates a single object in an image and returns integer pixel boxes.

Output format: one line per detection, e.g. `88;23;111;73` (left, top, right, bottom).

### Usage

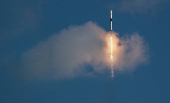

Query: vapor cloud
20;22;149;80
111;0;169;13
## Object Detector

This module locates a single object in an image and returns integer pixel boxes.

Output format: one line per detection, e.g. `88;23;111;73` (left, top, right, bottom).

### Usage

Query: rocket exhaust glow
110;37;113;58
110;37;114;78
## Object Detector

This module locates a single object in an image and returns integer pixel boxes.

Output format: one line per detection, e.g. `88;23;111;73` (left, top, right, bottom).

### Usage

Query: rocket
110;10;112;31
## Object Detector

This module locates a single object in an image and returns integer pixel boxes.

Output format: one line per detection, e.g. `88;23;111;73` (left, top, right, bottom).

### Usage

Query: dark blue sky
1;0;170;103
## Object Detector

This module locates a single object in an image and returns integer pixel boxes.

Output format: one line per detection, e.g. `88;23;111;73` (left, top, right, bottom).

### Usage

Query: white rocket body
110;10;112;31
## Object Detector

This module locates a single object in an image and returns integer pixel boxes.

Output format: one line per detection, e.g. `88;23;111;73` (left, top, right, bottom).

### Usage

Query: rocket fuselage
110;10;112;31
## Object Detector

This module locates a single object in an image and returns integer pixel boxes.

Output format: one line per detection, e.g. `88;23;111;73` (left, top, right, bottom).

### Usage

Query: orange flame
110;37;113;60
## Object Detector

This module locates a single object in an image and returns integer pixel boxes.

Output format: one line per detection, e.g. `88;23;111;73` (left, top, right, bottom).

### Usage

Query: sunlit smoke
19;22;149;81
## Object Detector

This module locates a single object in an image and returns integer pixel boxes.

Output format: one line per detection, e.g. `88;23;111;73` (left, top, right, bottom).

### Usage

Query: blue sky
1;0;170;103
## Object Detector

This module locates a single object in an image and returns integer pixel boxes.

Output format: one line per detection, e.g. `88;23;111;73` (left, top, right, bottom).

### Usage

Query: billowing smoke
20;21;149;80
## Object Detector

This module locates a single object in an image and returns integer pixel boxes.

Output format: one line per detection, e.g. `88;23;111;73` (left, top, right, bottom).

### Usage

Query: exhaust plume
20;21;149;80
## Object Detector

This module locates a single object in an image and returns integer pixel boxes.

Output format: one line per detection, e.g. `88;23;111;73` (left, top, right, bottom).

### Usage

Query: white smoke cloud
110;33;149;71
20;21;149;80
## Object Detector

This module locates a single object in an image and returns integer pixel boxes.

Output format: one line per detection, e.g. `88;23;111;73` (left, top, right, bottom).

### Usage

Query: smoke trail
19;21;149;80
110;36;114;78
